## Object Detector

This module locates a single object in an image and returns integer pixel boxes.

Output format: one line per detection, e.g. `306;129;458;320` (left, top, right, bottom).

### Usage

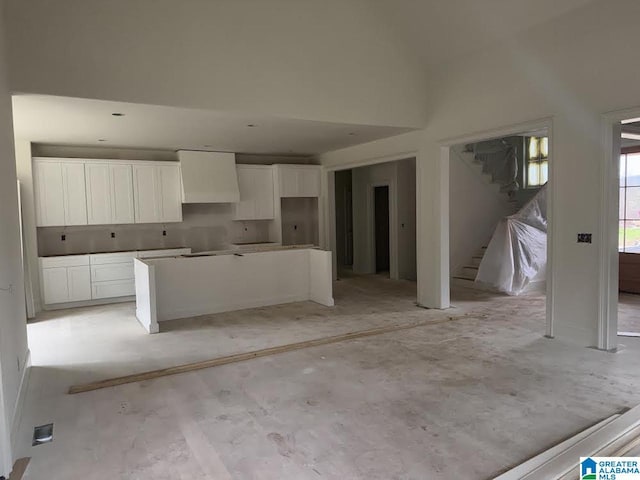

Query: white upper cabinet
157;164;183;223
277;165;321;198
133;164;162;223
86;163;135;225
34;159;87;227
133;163;182;223
233;165;275;220
110;164;135;224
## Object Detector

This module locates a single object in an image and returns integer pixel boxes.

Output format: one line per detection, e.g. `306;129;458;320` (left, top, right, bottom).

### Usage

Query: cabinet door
234;167;257;220
298;168;320;197
85;163;112;225
255;168;275;219
67;265;91;302
42;267;69;304
110;164;135;224
158;164;183;222
279;167;299;197
133;165;161;223
62;163;88;225
34;161;66;226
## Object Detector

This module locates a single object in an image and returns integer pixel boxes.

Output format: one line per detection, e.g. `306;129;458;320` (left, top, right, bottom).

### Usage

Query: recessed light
111;113;125;117
98;139;107;142
247;124;256;127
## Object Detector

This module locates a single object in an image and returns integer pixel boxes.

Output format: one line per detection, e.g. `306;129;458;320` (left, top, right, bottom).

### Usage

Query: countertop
143;244;321;261
40;247;191;258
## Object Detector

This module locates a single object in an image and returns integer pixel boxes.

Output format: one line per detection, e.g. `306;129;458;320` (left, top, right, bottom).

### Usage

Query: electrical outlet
111;232;116;238
61;234;66;241
162;230;167;236
577;233;592;244
294;225;298;230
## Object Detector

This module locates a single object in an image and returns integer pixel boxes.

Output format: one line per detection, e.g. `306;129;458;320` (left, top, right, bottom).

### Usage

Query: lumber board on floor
69;314;478;394
9;458;30;480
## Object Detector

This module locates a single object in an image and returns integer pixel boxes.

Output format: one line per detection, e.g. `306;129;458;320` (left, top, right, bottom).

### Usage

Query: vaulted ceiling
369;0;597;67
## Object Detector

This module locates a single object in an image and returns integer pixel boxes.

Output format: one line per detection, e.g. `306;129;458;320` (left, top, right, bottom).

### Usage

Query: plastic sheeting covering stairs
476;185;547;295
495;404;640;479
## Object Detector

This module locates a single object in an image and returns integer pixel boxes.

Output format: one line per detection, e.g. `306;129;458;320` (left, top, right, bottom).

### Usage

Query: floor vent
32;423;53;446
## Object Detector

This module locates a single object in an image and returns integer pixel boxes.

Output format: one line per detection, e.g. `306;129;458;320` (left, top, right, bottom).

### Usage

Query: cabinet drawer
91;280;136;299
91;263;135;282
89;252;137;265
40;255;90;268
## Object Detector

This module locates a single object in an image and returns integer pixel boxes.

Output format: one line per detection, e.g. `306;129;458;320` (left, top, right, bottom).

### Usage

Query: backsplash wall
37;203;271;256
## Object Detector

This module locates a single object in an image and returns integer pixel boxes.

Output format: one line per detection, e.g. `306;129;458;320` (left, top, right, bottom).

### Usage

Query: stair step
453;272;476;281
470;256;484;266
460;266;478;278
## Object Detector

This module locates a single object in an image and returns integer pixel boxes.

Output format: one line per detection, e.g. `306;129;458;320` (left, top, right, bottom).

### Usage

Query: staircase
451;140;539;292
452;246;488;289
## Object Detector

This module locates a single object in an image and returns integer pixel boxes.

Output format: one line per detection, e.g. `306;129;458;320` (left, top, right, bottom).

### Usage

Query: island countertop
138;244;321;261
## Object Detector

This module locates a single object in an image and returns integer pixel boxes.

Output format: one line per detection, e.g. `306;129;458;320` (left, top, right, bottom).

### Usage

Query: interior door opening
374;185;390;275
617;118;640;336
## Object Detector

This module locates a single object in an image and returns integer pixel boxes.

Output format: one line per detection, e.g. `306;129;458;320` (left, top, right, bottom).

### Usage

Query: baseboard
10;349;31;452
42;296;135;311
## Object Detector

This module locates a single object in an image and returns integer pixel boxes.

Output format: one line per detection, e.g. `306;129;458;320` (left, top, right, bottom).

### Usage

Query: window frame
619;147;640;253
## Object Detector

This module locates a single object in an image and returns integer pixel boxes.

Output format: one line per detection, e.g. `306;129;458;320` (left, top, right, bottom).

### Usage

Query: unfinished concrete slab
15;275;640;479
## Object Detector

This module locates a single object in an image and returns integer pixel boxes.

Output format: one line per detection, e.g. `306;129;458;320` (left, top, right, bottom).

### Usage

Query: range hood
178;150;240;203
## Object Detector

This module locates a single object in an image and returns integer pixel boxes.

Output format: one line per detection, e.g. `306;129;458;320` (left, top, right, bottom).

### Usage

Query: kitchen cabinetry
277;165;321;198
85;163;135;225
34;159;88;226
40;248;191;307
133;164;183;223
233;165;275;220
40;255;91;304
34;158;182;227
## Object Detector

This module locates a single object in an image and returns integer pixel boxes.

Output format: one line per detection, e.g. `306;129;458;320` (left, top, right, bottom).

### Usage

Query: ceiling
371;0;596;67
11;95;414;155
622;121;640;149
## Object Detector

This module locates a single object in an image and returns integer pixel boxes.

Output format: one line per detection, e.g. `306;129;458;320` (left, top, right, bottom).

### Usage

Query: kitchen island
134;245;333;333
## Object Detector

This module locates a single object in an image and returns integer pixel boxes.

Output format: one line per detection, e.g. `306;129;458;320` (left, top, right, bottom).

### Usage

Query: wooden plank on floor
9;458;30;480
68;314;479;395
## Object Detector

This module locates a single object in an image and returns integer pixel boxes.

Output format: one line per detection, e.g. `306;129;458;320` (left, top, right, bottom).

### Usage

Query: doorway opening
447;126;550;335
374;185;390;275
617;118;640;337
331;157;416;285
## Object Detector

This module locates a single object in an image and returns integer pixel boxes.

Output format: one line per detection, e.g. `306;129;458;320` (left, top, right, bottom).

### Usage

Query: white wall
14;139;39;315
4;0;428;128
0;1;29;474
397;158;417;281
449;147;516;275
321;0;640;347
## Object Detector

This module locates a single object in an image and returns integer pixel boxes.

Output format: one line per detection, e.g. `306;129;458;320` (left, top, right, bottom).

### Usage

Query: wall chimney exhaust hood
178;150;240;203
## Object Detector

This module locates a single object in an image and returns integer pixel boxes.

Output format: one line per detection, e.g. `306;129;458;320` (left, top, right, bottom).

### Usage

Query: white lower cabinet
41;267;72;305
40;256;91;305
40;248;191;307
67;266;92;302
92;280;136;300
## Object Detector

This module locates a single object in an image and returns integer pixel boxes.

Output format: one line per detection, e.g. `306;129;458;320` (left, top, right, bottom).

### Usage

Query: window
619;151;640;252
526;136;549;187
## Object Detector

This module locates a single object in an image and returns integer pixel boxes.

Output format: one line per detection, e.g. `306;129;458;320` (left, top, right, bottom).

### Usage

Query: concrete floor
14;275;640;479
